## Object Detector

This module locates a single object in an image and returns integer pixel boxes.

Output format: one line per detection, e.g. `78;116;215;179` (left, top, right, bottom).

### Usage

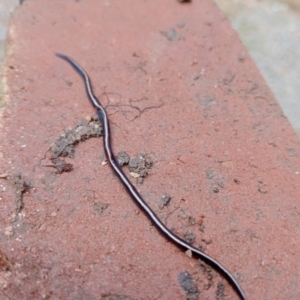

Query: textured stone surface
1;0;300;299
216;0;300;136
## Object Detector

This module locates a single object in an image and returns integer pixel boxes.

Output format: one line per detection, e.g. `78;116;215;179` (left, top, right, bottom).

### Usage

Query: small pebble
158;194;171;209
85;115;92;122
185;249;192;257
130;172;140;178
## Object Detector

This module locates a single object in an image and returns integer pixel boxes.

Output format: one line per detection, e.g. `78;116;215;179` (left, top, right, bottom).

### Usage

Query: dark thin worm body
55;53;247;300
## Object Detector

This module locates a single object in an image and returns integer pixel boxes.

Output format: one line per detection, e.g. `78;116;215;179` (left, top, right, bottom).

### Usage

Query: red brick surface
1;0;300;299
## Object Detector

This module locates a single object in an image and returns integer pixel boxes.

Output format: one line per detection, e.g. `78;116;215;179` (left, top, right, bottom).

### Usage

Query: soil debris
117;151;130;166
48;118;153;179
178;271;199;300
158;194;171;209
10;174;31;215
128;153;153;176
116;152;153;184
47;115;102;173
50;115;102;159
183;231;196;244
44;157;73;174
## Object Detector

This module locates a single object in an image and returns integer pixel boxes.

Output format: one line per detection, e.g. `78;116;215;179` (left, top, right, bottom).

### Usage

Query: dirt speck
216;281;226;300
178;271;199;300
188;216;196;225
160;28;184;41
213;187;219;193
158;194;171;209
93;203;109;216
0;250;12;271
178;209;187;219
206;168;225;189
233;178;240;184
257;179;268;194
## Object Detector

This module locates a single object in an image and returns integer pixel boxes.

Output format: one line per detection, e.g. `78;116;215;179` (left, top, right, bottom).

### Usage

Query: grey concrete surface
0;0;18;65
216;0;300;136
